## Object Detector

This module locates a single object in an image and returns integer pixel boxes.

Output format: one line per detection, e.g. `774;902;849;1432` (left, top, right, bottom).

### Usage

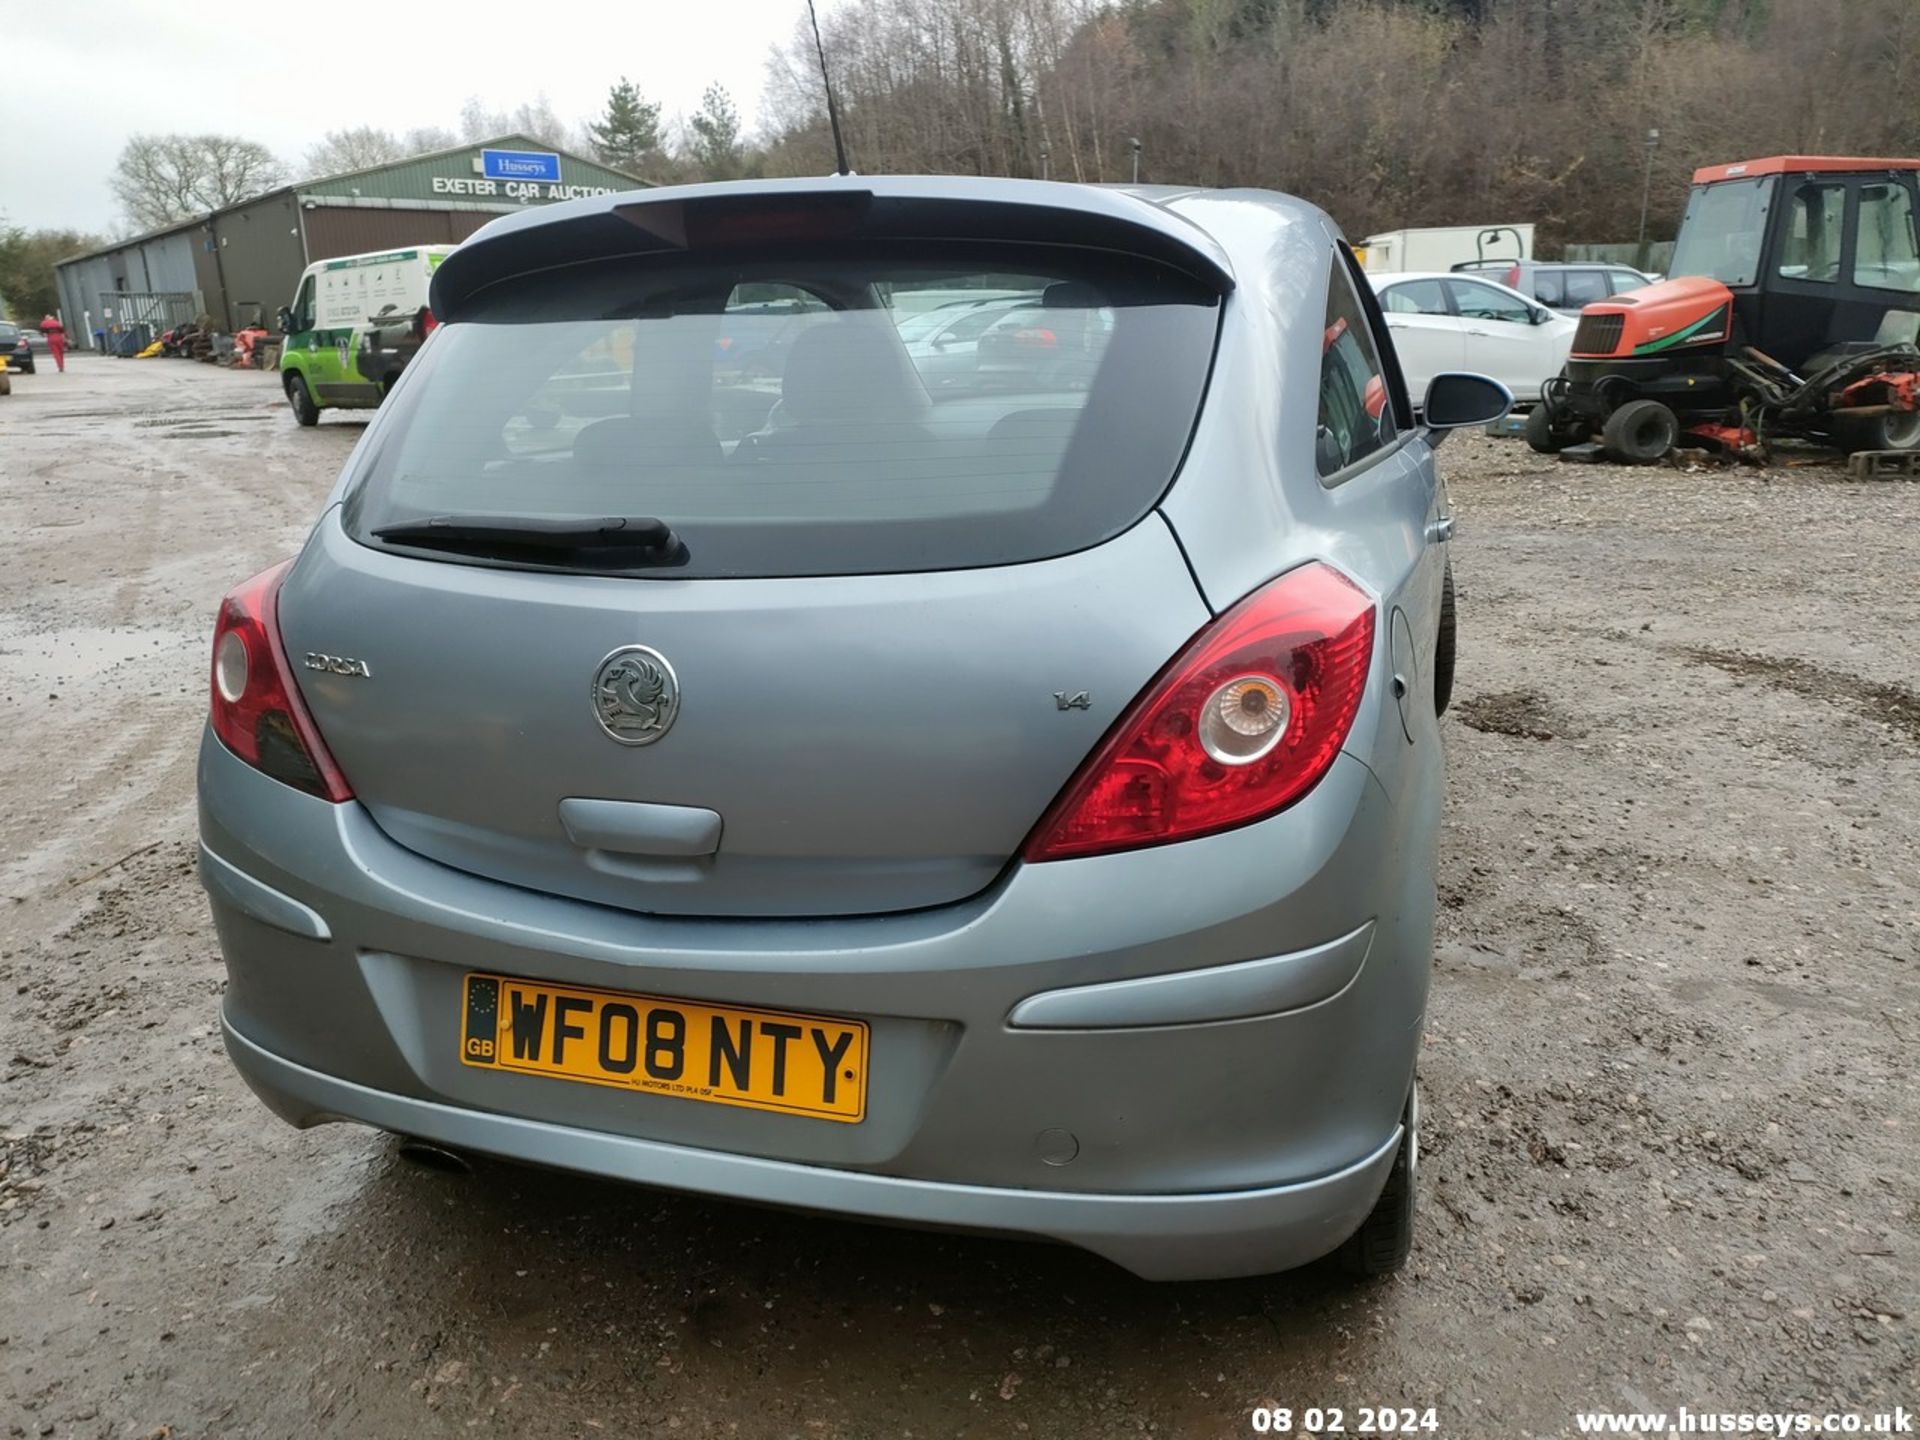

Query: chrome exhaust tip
395;1139;473;1176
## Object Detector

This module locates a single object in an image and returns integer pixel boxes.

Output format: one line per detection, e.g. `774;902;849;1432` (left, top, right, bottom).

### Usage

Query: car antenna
806;0;854;176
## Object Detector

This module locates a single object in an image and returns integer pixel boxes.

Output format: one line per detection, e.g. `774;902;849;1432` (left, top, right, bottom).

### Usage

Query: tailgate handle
558;798;723;858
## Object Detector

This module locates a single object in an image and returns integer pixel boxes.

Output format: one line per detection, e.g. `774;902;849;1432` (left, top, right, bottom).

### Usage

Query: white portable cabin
1357;224;1536;275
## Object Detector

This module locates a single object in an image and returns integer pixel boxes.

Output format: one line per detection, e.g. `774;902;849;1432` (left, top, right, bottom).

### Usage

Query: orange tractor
1529;156;1920;463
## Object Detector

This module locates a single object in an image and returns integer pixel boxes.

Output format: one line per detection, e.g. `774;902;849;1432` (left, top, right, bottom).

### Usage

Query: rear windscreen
344;246;1220;577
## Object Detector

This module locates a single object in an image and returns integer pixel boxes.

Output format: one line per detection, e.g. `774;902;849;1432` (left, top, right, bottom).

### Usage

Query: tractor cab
1671;157;1920;369
1534;156;1920;462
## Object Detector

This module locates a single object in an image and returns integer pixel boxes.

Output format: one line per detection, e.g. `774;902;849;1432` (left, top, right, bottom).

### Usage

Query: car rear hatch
278;182;1230;918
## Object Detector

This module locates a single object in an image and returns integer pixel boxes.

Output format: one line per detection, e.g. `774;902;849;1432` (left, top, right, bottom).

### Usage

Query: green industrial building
55;135;647;347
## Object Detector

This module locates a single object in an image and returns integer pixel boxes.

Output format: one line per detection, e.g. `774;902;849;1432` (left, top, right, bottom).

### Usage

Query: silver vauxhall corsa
198;177;1509;1282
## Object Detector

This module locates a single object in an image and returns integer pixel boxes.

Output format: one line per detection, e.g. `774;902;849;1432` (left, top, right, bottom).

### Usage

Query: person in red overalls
38;315;66;373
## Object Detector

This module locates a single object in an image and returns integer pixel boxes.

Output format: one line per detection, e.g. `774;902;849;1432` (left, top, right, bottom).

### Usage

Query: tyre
1523;404;1564;454
1600;398;1677;464
285;372;320;427
1833;408;1920;454
1337;1087;1418;1278
1433;566;1456;717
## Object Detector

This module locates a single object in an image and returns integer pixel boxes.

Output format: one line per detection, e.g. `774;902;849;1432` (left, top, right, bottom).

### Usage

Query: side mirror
1421;372;1512;437
1531;306;1554;325
276;306;294;334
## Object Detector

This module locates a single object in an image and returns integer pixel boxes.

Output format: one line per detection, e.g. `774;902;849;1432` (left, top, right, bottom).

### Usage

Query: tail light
1024;563;1375;862
1012;327;1058;348
1505;265;1521;289
209;561;353;802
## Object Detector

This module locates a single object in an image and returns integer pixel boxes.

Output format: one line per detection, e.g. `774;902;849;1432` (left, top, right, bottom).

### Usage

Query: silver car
1451;259;1657;315
895;292;1037;390
198;177;1508;1282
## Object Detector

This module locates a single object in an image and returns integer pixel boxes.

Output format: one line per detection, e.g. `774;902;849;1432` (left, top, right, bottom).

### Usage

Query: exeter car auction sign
433;149;619;205
432;175;617;202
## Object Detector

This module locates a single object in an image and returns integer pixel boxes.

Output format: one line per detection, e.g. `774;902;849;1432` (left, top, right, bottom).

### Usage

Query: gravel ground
0;357;1913;1439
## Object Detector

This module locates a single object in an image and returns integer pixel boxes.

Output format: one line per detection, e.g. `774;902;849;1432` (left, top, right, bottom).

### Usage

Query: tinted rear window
345;246;1219;578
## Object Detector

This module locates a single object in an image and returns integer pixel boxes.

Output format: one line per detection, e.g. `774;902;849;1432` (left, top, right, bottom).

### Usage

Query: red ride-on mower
1529;156;1920;464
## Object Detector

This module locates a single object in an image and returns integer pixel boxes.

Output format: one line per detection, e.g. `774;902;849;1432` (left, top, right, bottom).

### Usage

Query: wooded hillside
761;0;1920;247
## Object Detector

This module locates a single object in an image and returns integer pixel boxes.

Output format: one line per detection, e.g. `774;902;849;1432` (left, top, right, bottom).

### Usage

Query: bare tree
110;134;287;230
303;126;409;178
302;125;467;179
458;96;505;142
458;94;578;151
402;125;461;153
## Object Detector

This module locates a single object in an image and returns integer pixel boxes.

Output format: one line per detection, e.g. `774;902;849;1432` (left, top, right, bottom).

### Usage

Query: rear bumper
225;1019;1403;1281
199;720;1437;1280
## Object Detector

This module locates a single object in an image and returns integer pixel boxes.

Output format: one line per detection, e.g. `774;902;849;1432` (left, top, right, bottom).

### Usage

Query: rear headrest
781;322;926;424
573;416;719;468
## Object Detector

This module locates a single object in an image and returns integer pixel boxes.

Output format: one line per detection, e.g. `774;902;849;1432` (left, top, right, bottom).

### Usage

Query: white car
1371;271;1577;403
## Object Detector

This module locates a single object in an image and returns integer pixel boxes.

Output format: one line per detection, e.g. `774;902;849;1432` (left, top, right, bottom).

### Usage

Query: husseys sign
430;147;621;204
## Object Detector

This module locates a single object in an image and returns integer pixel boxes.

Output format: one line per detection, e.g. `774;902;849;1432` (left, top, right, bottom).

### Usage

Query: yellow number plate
459;973;868;1123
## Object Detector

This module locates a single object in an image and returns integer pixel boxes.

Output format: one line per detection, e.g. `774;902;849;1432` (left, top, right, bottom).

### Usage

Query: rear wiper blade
371;515;687;566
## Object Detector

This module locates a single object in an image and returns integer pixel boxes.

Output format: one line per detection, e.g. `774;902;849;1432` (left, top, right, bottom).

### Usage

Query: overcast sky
3;0;832;234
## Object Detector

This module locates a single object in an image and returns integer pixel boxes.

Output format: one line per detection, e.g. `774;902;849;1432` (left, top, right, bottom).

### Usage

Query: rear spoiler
430;176;1236;320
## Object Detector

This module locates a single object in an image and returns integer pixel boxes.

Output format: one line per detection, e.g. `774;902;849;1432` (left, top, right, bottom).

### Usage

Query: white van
278;246;453;425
